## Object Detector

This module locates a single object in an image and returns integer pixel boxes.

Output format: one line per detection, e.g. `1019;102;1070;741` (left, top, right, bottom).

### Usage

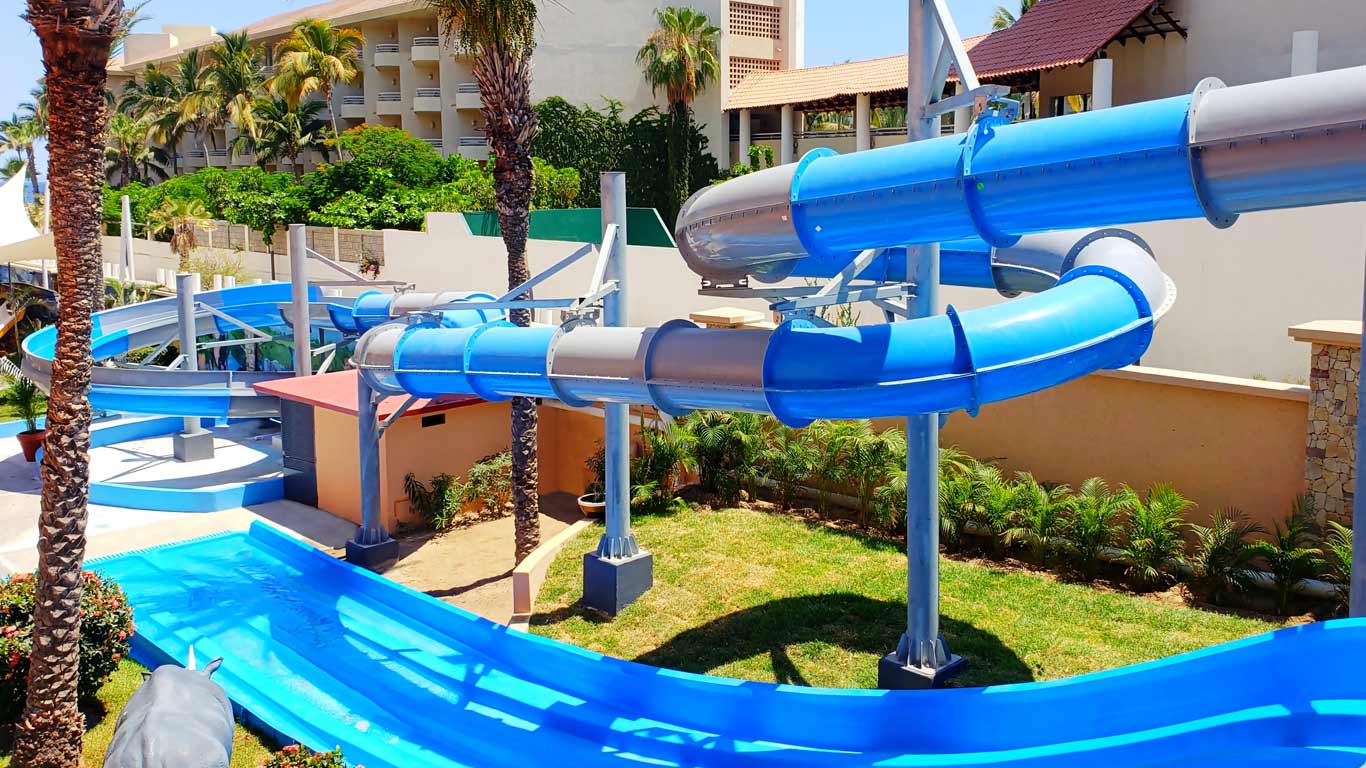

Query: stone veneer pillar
1290;321;1361;526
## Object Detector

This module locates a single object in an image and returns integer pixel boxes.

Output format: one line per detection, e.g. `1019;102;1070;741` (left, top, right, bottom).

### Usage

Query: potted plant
2;372;46;462
577;443;607;517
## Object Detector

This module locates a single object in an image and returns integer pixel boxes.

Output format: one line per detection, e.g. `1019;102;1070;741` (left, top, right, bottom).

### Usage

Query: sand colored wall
379;401;513;529
314;407;364;526
887;367;1310;531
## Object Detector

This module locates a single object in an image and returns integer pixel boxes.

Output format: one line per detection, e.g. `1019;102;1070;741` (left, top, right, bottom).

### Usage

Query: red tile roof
968;0;1156;80
253;369;483;419
728;0;1157;111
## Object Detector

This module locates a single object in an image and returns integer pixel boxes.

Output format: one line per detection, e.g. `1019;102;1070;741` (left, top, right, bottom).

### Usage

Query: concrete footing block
346;536;399;571
877;651;967;690
582;550;653;616
172;430;215;462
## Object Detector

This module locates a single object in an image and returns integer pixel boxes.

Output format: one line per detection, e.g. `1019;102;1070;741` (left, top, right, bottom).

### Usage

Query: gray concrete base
582;550;653;616
877;651;967;689
346;536;399;571
172;430;215;462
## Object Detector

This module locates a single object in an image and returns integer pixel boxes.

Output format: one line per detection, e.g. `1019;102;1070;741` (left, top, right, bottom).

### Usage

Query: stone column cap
1289;320;1363;348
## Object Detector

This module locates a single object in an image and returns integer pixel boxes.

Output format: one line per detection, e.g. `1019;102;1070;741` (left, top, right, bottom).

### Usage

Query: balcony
376;91;403;116
339;95;366;120
206;148;229;168
372;43;401;68
411;36;441;62
457;135;488;161
421;137;444;152
185;149;207;168
413;87;442;113
455;82;481;110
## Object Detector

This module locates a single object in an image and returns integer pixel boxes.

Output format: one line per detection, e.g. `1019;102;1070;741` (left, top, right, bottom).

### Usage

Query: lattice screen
730;56;780;87
729;2;781;39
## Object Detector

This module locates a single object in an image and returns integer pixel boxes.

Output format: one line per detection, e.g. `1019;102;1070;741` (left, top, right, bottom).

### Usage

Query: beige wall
920;367;1309;531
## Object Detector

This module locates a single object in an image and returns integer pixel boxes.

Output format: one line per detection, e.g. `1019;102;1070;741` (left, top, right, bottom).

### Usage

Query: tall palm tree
199;31;266;148
21;80;50;133
231;97;331;176
991;0;1038;30
0;115;45;200
637;6;719;225
119;63;191;175
425;0;542;563
104;112;167;184
16;0;122;765
271;19;363;147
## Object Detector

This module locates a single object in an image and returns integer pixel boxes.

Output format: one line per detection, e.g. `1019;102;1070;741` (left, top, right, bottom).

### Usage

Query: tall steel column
583;171;653;615
1352;261;1366;617
288;224;311;377
120;194;134;282
172;272;214;461
879;0;965;688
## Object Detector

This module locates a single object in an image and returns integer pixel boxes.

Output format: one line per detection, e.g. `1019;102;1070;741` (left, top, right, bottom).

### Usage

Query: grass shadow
631;592;1034;688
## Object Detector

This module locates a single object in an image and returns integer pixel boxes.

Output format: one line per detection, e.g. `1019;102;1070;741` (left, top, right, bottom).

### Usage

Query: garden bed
530;505;1282;689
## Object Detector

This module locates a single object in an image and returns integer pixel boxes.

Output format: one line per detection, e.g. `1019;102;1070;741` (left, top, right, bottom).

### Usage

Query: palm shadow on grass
538;592;1033;689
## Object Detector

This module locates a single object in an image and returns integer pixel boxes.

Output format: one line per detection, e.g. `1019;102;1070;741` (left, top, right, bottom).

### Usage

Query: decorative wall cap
1097;365;1310;403
1289;320;1363;349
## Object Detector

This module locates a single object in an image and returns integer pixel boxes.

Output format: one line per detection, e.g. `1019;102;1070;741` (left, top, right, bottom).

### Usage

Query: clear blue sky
0;0;1003;185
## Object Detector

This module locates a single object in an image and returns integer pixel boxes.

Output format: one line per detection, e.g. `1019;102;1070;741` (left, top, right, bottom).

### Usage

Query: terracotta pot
16;429;46;462
577;492;606;517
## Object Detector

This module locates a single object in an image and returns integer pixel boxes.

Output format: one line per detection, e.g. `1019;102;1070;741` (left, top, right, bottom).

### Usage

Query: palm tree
0;115;45;200
637;6;719;225
231;97;332;175
1252;503;1326;615
991;0;1038;30
426;0;542;563
119;63;192;175
271;19;363;148
16;0;122;764
760;424;816;509
201;31;266;148
1116;483;1191;590
1005;472;1071;566
1188;509;1265;606
146;197;207;270
104;113;167;184
21;80;49;133
0;157;26;184
1065;476;1132;580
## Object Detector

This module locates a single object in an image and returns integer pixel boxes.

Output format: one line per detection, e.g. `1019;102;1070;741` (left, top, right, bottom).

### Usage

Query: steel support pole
780;105;795;165
880;0;965;688
120;194;134;282
288;224;311;377
584;171;652;615
172;272;213;461
1352;257;1366;617
357;373;383;544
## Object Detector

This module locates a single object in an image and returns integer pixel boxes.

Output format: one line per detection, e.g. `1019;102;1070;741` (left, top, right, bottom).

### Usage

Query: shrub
1117;483;1191;590
761;424;817;509
1324;519;1354;612
403;451;513;532
1188;509;1266;605
1065;477;1131;581
186;250;250;289
631;420;693;513
464;451;513;515
676;410;767;504
1252;501;1325;615
263;744;353;768
0;570;134;723
1005;473;1071;566
404;472;463;531
0;370;46;432
847;426;903;526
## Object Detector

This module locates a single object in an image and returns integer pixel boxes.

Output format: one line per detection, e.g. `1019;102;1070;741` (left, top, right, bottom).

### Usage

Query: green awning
462;208;675;248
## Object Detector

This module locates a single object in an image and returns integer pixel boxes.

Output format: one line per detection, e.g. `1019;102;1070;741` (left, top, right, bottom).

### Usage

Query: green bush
403;451;514;532
1189;509;1266;605
1117;483;1191;590
263;744;352;768
0;570;134;723
1252;499;1326;615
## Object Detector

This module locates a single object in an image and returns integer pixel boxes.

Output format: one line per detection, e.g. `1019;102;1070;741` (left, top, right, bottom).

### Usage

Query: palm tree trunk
15;2;118;766
666;99;690;228
323;84;343;160
476;47;540;563
23;145;39;200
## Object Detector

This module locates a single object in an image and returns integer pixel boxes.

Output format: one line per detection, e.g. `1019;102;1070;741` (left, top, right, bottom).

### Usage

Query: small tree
1188;509;1266;605
760;424;816;509
1065;477;1131;581
1005;473;1071;566
1117;483;1192;591
1324;519;1354;612
146;196;207;270
1252;501;1326;615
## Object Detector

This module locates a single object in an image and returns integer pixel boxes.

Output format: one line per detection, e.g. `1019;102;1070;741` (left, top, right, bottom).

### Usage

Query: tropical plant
104;113;168;184
427;0;542;563
991;0;1038;30
802;418;869;511
676;410;768;504
1252;501;1326;615
0;115;44;199
1324;519;1354;610
15;0;123;761
636;5;720;224
847;425;903;525
0;571;134;725
145;196;207;270
118;57;208;176
202;30;267;145
1117;483;1192;590
464;450;514;514
271;18;364;147
1188;509;1266;605
1065;476;1131;580
263;744;350;768
939;460;992;551
232;97;332;174
0;370;47;433
965;464;1020;555
760;424;816;509
1005;473;1071;565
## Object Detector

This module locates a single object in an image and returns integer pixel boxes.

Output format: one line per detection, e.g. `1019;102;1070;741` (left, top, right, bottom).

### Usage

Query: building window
730;56;780;88
729;2;781;39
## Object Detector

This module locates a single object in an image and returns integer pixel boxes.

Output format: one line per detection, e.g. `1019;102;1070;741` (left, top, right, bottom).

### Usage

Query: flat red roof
253;370;484;419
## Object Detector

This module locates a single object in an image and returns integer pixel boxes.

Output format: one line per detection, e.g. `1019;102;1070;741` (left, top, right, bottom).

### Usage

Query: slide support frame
348;370;399;569
171;272;214;462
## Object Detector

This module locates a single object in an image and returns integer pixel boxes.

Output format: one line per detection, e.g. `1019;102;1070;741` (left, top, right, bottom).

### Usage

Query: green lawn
0;659;274;768
531;506;1282;689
